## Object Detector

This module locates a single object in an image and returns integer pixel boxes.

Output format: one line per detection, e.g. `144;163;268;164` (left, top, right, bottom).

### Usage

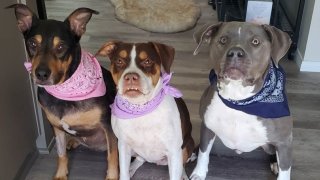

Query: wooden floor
26;0;320;179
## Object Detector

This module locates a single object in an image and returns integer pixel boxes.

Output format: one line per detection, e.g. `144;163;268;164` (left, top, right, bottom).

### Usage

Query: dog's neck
111;73;182;119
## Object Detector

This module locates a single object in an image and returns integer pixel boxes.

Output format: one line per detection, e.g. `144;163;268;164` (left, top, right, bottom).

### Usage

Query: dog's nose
227;47;245;58
124;73;140;82
35;67;51;81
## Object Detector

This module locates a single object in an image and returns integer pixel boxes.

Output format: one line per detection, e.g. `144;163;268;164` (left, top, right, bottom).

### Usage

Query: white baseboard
295;49;320;72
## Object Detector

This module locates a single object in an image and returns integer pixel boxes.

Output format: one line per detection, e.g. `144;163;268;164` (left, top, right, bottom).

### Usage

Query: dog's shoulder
199;85;216;120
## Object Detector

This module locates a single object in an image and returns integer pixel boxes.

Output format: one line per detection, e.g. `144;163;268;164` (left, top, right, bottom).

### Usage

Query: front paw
190;168;207;180
190;174;206;180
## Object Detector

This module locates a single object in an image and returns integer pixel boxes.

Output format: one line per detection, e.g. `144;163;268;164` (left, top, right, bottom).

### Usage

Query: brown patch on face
34;35;42;44
139;51;148;60
119;50;128;59
54;55;73;84
53;36;61;47
150;64;161;86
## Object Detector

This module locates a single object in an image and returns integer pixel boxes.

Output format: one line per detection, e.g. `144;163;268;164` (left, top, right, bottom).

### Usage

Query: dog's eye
252;38;260;46
116;58;125;66
219;36;228;44
28;39;38;50
143;58;152;66
56;43;65;53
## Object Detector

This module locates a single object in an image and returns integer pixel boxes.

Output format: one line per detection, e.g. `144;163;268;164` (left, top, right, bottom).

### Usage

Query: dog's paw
190;173;206;180
270;162;279;175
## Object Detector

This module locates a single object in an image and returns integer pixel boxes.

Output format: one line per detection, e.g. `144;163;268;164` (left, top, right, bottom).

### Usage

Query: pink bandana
111;73;182;119
24;51;106;101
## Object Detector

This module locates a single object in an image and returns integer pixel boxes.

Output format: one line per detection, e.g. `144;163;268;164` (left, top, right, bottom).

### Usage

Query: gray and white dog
190;22;293;180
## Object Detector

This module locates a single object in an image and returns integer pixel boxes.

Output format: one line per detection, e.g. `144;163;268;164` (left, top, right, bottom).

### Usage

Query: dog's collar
24;50;106;101
111;73;182;119
209;63;290;118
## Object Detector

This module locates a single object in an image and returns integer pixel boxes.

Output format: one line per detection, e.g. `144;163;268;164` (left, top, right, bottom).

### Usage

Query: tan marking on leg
104;128;119;180
53;127;69;180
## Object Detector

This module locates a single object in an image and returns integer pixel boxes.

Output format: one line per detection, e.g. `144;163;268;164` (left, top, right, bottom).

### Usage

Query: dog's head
193;22;291;99
96;41;175;104
7;4;98;86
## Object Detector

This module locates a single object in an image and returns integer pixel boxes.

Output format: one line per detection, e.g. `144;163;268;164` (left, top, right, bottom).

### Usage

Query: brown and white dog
8;4;118;180
96;41;195;180
190;22;293;180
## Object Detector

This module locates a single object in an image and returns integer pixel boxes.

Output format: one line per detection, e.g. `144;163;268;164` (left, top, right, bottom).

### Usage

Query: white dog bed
109;0;201;33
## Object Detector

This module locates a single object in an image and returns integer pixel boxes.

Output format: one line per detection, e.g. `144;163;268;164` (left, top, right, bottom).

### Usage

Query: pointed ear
95;41;120;59
6;4;38;34
262;24;292;67
150;42;175;73
65;8;99;37
193;22;222;55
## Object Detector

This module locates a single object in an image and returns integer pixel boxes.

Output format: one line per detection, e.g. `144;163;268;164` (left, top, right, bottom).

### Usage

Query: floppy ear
95;41;120;59
262;24;292;67
151;42;175;73
6;4;39;34
64;8;99;37
193;22;222;55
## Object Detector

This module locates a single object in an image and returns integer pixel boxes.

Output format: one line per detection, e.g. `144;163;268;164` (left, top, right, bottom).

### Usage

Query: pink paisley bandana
111;73;182;119
24;50;106;101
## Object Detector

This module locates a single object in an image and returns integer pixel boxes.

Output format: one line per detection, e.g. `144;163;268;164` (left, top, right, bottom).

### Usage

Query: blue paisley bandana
209;63;290;118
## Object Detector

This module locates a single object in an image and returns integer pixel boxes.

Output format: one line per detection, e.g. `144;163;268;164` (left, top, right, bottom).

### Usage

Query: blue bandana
209;63;290;118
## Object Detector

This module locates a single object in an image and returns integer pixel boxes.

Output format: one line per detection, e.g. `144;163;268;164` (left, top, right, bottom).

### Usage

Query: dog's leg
190;121;216;180
105;129;119;180
53;127;68;180
167;148;183;180
129;156;145;178
276;138;292;180
118;140;132;180
262;144;278;175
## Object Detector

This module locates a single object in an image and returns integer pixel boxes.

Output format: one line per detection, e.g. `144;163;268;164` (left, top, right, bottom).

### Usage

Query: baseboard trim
14;148;39;180
295;49;320;72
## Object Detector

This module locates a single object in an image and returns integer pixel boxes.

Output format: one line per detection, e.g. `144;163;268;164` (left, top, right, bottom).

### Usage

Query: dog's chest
205;94;268;152
112;96;182;163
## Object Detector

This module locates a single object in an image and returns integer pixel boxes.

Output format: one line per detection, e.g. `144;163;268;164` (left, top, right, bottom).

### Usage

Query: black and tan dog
8;4;118;180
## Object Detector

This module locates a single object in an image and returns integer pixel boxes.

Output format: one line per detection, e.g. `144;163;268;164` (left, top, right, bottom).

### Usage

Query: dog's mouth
123;86;144;98
222;67;245;80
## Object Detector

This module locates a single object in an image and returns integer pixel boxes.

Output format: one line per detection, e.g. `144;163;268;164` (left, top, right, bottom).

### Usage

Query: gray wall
0;0;38;179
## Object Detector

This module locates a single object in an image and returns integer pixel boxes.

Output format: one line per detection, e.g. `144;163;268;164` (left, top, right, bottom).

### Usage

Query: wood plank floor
26;0;320;179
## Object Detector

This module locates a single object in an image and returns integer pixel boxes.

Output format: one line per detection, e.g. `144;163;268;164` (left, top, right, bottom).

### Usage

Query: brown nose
227;47;245;58
124;73;140;82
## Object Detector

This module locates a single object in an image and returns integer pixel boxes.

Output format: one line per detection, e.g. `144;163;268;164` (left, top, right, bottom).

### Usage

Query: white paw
270;162;279;175
190;173;206;180
60;121;77;135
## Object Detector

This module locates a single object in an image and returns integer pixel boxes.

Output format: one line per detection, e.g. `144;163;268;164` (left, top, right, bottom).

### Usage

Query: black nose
35;67;51;81
227;47;245;58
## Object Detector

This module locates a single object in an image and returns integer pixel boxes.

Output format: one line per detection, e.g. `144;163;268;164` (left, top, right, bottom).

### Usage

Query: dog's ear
262;24;292;67
95;41;120;59
65;8;99;37
6;4;39;34
150;42;175;73
193;22;222;55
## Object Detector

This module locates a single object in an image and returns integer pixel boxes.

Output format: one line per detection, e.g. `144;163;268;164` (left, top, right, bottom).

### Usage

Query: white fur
190;137;215;180
191;80;268;179
60;121;76;135
117;45;158;104
55;131;66;156
277;151;291;180
218;79;255;100
113;46;184;180
205;94;268;153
